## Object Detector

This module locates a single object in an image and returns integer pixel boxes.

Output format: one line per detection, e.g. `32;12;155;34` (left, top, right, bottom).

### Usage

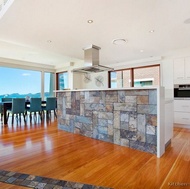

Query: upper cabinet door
173;58;185;80
185;57;190;79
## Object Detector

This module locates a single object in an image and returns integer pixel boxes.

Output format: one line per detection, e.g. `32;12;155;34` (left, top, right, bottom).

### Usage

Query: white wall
55;47;190;95
82;72;108;89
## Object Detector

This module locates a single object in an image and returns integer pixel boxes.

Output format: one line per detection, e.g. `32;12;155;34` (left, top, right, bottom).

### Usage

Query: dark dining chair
2;98;12;102
42;97;57;119
0;103;3;121
7;98;26;124
2;98;12;111
26;98;42;121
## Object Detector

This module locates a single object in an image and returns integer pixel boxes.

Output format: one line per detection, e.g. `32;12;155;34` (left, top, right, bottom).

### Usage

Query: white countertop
54;86;159;92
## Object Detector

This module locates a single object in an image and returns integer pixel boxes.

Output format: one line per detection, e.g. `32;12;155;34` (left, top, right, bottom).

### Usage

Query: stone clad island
56;87;165;157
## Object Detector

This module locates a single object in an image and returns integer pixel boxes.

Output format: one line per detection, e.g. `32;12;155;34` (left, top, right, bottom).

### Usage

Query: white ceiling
0;0;190;68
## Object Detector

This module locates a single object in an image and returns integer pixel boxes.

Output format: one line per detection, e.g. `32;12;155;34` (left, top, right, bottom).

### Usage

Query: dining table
2;101;46;125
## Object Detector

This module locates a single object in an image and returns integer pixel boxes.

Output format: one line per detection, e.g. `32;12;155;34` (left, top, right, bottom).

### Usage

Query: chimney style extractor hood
72;45;114;73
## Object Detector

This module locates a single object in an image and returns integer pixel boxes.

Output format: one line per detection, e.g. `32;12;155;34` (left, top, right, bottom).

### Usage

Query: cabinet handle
177;77;184;79
182;118;189;120
182;106;189;108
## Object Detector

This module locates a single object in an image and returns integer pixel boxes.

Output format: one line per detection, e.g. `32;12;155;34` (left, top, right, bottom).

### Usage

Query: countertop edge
54;87;159;92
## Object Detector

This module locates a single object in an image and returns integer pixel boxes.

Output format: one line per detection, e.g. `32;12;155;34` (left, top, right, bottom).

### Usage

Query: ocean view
0;92;51;102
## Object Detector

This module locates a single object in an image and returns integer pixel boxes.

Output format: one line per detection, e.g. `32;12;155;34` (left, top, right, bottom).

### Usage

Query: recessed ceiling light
87;20;93;24
184;18;190;24
149;30;154;33
112;38;127;45
47;40;52;43
140;50;144;53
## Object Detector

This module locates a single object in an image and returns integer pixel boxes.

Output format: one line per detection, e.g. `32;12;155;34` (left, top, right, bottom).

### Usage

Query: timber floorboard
0;117;190;189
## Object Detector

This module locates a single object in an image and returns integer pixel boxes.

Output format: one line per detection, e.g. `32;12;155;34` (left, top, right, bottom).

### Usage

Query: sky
0;67;50;95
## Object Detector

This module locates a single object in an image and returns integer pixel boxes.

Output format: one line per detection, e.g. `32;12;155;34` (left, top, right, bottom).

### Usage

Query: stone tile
118;91;126;102
149;105;157;115
137;114;146;142
0;170;9;176
98;126;108;135
18;174;29;179
137;95;149;104
149;90;157;104
80;103;84;116
126;89;149;96
105;104;114;112
127;131;137;141
85;103;106;111
33;176;43;182
146;124;156;135
75;116;92;124
12;178;25;185
0;176;9;181
114;129;120;145
6;172;16;177
12;173;22;178
129;113;137;132
56;180;67;186
35;182;47;189
147;115;157;126
120;129;128;138
98;112;113;120
120;121;129;130
5;177;17;183
84;110;93;117
105;94;118;102
98;119;108;127
53;185;64;189
20;179;32;186
113;111;120;129
146;134;157;145
108;125;113;136
125;96;137;103
114;102;136;112
121;138;130;147
28;181;39;187
44;183;56;189
26;174;36;180
120;112;129;122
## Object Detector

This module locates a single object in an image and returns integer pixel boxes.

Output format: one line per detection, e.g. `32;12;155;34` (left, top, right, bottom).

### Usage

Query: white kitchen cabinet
173;57;190;84
174;99;190;125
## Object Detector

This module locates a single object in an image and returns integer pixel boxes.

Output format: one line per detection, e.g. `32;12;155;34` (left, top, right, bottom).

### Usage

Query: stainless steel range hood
72;45;114;73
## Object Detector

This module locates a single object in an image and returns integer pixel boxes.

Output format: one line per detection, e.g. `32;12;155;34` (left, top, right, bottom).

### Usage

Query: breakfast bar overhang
56;87;165;158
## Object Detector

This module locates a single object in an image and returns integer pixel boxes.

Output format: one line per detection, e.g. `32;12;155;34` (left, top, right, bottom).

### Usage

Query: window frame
108;64;160;88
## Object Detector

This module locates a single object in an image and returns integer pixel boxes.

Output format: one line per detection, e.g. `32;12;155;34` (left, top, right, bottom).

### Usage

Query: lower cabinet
174;99;190;125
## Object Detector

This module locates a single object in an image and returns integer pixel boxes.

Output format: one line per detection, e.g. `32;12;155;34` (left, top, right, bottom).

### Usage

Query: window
0;67;56;102
109;65;160;88
44;72;55;99
134;66;160;86
110;70;131;88
56;72;68;90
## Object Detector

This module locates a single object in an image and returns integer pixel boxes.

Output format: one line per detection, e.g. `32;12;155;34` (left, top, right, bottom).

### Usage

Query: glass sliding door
56;72;68;90
0;67;41;102
110;70;131;88
0;67;56;102
44;72;55;99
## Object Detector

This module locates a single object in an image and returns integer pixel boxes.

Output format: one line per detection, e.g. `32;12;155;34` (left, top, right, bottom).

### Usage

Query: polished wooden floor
0;116;190;189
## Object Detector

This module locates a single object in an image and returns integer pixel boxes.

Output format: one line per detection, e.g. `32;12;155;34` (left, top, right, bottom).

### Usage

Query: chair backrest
12;98;25;114
0;103;3;113
46;97;57;111
29;98;42;112
2;98;12;102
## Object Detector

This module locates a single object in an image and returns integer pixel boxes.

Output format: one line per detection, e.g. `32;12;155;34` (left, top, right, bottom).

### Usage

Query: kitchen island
56;87;165;157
